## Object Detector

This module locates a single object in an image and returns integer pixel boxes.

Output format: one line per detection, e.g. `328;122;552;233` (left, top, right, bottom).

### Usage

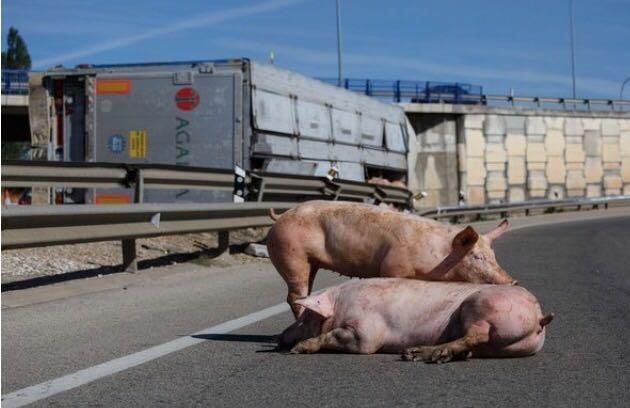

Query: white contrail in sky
33;0;305;68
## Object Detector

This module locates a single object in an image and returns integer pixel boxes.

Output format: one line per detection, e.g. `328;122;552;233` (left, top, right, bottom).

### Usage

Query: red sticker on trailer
175;87;200;111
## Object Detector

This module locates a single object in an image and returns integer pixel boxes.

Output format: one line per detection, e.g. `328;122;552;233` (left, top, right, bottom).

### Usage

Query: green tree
1;27;32;69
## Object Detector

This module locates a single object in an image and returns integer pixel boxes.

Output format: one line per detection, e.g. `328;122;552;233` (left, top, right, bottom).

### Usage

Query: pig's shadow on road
192;333;279;352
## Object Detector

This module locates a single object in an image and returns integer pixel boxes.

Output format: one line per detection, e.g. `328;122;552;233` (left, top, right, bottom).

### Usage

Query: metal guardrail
2;160;413;207
1;202;295;250
1;69;29;95
418;195;630;220
1;161;413;272
320;78;483;104
321;77;630;111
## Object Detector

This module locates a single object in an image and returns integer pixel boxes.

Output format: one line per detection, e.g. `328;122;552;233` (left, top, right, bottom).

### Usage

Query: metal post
620;77;630;112
569;0;577;107
122;169;143;273
335;0;343;87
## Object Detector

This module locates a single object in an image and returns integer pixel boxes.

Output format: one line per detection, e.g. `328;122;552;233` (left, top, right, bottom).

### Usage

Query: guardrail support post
217;231;229;254
122;239;138;273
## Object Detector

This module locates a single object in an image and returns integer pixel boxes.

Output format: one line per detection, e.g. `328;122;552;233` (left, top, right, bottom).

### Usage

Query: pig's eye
472;253;483;260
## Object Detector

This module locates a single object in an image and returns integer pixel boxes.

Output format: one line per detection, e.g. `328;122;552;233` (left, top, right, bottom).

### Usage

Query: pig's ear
452;226;480;250
485;219;509;244
427;226;479;279
294;293;334;318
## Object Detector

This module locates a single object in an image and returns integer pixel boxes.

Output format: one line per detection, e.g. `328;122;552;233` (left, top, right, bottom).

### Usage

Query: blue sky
2;0;629;98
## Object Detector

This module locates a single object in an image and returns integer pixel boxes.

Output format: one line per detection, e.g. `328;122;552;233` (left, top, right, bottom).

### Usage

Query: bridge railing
320;77;630;111
1;69;29;95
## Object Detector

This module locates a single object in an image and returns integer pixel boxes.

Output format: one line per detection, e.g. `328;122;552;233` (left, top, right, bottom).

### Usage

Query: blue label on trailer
107;134;126;153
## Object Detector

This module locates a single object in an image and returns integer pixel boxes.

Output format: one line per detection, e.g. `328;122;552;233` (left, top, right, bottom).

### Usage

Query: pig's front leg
402;323;490;364
290;327;367;354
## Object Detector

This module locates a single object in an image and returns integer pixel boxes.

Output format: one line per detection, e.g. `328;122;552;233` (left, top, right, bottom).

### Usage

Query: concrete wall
405;104;630;207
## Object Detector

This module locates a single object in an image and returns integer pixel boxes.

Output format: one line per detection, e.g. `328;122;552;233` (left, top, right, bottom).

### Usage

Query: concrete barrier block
484;115;506;136
624;184;630;195
545;129;565;156
586;184;602;198
508;157;526;184
566;162;583;170
467;186;485;205
527;162;546;170
487;190;506;200
604;175;622;189
567;188;585;197
583;130;602;156
528;174;548;191
486;142;507;163
544;117;564;130
506;134;526;156
605;188;621;196
602;142;621;163
604;162;620;170
548;185;565;199
582;118;600;131
464;115;484;129
565;118;584;136
505;116;526;132
619;119;630;132
584;157;603;183
486;173;507;192
601;119;620;136
526;142;546;163
546;156;566;183
622;158;630;182
509;187;525;202
465;129;485;157
486;135;504;143
466;158;486;186
565;144;585;163
565;135;583;144
529;189;547;198
526;117;546;136
566;170;586;189
487;162;506;171
621;132;630;156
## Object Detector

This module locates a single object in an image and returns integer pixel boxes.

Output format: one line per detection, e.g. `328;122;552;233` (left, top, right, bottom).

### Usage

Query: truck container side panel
386;151;407;170
385;122;407;152
330;143;362;163
250;62;404;124
296;99;331;141
252;133;297;158
252;89;295;135
362;148;387;167
337;162;365;181
360;116;384;147
331;109;360;145
265;159;318;175
298;139;332;161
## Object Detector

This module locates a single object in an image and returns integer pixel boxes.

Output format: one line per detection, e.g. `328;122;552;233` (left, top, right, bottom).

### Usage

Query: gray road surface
2;211;629;407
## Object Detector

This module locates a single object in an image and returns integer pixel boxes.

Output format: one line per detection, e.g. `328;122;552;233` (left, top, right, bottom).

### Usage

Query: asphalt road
2;212;630;407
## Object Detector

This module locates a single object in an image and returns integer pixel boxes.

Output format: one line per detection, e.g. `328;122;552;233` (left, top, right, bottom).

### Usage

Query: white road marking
1;302;290;408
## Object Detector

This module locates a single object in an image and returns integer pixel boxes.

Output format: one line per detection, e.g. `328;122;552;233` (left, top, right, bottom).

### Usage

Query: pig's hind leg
402;322;491;364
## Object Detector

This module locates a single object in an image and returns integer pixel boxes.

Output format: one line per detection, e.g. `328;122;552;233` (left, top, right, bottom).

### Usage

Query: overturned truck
36;58;411;203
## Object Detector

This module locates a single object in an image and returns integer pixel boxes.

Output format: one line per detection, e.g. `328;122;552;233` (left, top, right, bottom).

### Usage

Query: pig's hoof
289;339;319;354
402;346;455;364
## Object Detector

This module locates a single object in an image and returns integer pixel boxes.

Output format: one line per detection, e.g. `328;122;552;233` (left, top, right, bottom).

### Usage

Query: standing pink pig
278;278;553;363
267;201;516;318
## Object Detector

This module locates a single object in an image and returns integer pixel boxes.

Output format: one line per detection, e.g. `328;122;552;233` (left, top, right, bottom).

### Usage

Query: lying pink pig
278;278;553;363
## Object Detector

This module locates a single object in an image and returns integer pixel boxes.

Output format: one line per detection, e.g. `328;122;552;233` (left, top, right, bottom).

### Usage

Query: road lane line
1;302;290;408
